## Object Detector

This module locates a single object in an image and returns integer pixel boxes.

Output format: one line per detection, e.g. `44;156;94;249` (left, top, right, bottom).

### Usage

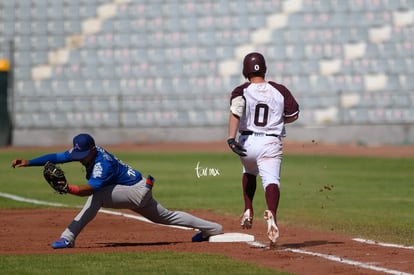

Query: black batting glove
227;138;247;157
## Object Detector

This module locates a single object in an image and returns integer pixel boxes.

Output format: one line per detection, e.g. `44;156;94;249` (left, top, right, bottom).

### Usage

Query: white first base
209;232;255;243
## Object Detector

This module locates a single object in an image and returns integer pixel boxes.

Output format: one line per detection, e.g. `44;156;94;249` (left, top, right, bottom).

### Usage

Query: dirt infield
2;142;414;274
1;209;414;275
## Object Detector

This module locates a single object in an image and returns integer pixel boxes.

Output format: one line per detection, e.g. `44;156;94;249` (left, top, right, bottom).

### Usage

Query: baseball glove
227;138;247;157
43;162;68;194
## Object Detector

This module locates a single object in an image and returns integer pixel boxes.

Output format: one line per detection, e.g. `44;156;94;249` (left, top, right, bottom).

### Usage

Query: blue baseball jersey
85;146;142;190
28;146;143;191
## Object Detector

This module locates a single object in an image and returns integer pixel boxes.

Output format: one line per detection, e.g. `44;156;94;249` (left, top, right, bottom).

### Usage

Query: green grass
280;155;414;244
1;149;414;274
0;252;284;275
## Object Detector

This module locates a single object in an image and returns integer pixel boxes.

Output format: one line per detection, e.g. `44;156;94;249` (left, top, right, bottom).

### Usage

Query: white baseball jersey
230;81;299;137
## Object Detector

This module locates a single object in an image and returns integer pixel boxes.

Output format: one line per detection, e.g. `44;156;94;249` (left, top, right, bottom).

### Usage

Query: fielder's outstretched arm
67;184;94;197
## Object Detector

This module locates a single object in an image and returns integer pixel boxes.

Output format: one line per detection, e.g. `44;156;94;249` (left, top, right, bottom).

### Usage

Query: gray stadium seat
30;51;49;65
402;109;414;123
13;66;32;80
97;65;116;79
7;0;414;133
79;5;97;18
15;113;34;128
13;51;31;66
47;35;66;49
80;64;98;79
0;21;15;36
47;5;65;20
15;80;36;96
102;79;121;95
120;112;139;127
51;80;71;96
30;36;49;51
34;80;53;96
30;21;48;35
15;5;31;21
14;21;31;35
114;19;131;33
64;20;82;34
32;112;53;128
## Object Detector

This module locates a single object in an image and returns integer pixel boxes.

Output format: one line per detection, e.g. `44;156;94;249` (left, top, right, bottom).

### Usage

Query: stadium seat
6;0;414;132
15;113;35;128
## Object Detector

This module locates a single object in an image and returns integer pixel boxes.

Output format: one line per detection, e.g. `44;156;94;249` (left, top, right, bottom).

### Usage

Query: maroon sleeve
229;82;250;104
269;81;299;117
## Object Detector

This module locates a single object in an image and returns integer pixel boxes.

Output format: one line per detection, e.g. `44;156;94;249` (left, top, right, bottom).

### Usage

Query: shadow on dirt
99;241;182;247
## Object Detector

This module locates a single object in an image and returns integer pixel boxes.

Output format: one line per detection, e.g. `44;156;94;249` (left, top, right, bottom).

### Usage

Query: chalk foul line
353;238;414;251
283;247;412;275
0;192;194;231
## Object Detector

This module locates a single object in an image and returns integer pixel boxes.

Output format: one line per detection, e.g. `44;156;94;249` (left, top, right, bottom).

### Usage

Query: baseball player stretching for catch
11;133;222;249
227;52;299;246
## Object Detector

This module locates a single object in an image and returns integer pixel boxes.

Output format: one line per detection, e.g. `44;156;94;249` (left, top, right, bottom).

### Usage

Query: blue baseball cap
69;133;95;160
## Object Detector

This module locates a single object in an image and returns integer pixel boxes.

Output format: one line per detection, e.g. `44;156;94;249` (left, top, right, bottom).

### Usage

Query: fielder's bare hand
11;159;29;168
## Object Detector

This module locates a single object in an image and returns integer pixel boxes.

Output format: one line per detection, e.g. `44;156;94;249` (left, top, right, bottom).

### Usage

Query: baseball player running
227;52;299;245
11;133;223;249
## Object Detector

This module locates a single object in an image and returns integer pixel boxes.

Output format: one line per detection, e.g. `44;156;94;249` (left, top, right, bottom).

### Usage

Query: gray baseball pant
61;178;223;243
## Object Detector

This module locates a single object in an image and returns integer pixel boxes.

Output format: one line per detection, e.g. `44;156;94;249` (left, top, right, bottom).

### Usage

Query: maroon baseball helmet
242;52;267;78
